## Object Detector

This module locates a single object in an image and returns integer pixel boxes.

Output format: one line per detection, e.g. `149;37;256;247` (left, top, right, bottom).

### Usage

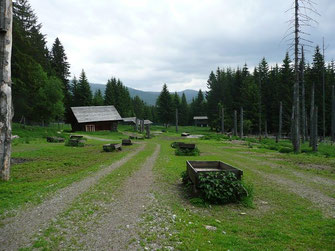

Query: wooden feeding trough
103;143;122;152
70;135;84;140
122;139;132;146
179;143;195;150
47;136;65;143
186;161;243;189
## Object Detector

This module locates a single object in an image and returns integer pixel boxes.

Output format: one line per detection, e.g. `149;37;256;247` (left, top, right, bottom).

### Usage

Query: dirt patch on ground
56;144;161;250
298;163;335;172
0;143;146;251
10;158;32;165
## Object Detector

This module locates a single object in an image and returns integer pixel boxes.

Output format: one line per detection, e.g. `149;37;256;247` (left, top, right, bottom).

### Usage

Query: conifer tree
77;70;92;106
156;84;173;127
93;90;104;106
179;93;189;125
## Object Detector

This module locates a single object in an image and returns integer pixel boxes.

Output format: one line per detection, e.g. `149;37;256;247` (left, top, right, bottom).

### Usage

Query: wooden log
103;143;122;152
0;0;13;181
122;139;132;146
179;143;196;150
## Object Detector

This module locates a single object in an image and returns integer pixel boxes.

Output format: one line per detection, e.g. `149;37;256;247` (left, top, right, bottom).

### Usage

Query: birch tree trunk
0;0;13;181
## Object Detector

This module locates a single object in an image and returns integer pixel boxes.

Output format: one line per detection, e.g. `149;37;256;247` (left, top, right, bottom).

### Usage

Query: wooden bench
122;139;132;146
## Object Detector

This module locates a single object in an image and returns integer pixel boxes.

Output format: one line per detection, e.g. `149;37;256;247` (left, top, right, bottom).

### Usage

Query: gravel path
83;135;120;142
230;153;335;218
77;143;161;250
0;143;146;251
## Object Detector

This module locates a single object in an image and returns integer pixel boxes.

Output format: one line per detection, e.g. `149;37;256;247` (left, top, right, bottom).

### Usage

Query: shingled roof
123;117;137;123
71;106;122;123
193;116;208;120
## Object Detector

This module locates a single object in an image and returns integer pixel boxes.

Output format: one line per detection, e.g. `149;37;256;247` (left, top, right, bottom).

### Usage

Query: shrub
197;172;249;204
279;147;292;153
65;139;85;147
175;147;200;156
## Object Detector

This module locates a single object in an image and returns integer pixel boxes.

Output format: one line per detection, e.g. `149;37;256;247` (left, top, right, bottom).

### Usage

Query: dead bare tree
233;110;237;136
322;37;326;141
279;101;283;140
0;0;13;181
240;107;243;138
284;0;319;152
309;83;315;147
301;46;306;143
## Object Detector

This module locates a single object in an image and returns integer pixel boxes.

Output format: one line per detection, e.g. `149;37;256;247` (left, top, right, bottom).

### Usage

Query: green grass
0;124;137;217
141;132;335;250
30;142;156;250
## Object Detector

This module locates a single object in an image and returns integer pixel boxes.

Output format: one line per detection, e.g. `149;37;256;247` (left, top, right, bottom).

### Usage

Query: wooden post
332;85;335;142
135;117;138;132
312;106;318;152
221;107;224;134
140;120;144;133
146;124;150;138
233;110;237;136
175;108;178;133
240;107;243;138
279;101;282;140
0;0;13;181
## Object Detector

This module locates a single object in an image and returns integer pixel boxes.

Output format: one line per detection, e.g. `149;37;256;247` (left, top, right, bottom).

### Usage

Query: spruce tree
179;93;189;125
77;70;92;106
93;90;104;106
156;84;173;127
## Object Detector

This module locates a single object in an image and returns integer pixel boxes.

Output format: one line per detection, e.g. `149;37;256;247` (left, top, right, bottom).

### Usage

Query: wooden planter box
186;161;243;188
122;139;132;146
179;143;195;150
47;136;65;143
103;143;122;152
70;135;84;140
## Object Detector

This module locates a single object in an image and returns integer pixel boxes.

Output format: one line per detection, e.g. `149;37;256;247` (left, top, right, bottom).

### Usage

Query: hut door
85;125;95;132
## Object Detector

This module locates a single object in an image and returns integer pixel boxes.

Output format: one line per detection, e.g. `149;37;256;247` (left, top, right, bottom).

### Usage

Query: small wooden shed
193;116;208;127
70;106;122;132
122;117;137;125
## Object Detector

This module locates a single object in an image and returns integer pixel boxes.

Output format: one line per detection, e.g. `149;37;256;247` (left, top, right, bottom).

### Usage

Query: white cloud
29;0;335;91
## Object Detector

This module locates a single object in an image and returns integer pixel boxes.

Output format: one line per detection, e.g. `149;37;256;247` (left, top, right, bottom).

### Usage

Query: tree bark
322;38;326;141
292;0;301;153
240;107;243;138
309;83;315;146
0;0;13;181
233;110;237;136
301;46;306;143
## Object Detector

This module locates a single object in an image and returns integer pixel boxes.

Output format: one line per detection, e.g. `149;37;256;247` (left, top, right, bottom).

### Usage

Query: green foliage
65;139;85;147
92;89;104;106
175;147;200;156
157;84;174;126
279;147;293;153
197;172;249;205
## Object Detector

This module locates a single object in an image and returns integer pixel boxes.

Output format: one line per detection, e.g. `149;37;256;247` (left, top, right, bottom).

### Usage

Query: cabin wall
71;121;119;132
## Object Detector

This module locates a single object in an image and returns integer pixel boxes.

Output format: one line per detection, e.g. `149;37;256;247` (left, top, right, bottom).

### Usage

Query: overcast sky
29;0;335;92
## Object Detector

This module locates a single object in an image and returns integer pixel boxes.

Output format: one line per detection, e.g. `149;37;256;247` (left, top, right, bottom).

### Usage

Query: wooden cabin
193;116;208;127
70;106;122;132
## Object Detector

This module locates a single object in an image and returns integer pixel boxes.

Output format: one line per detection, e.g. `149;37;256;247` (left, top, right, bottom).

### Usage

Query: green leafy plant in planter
197;172;252;206
175;147;200;156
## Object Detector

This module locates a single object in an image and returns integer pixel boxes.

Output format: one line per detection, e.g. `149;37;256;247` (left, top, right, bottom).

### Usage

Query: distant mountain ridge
90;83;198;105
